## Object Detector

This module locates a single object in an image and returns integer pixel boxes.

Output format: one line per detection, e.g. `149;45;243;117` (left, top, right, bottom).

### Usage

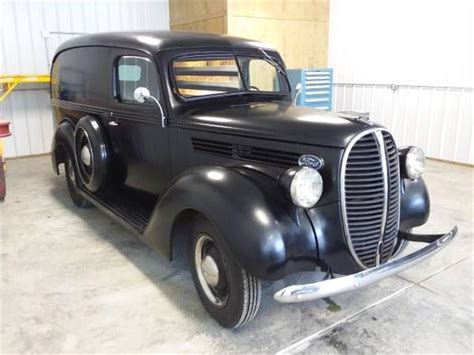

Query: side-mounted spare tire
74;116;109;192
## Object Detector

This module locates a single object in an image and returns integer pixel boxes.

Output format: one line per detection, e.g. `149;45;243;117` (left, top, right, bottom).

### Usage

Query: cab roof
55;30;274;56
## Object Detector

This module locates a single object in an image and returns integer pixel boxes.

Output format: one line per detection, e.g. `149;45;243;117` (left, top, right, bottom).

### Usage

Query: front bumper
274;226;458;303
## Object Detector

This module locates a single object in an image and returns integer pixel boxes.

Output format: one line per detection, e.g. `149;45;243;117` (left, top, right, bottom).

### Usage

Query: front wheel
190;218;262;328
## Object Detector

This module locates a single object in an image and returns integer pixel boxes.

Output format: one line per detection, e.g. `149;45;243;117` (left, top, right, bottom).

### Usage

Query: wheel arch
51;118;76;175
169;208;202;260
142;166;318;280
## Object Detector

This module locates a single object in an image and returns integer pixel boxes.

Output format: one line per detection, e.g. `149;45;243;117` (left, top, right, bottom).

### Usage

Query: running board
80;186;158;234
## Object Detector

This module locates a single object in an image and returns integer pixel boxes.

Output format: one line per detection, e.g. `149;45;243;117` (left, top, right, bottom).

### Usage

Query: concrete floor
2;156;472;353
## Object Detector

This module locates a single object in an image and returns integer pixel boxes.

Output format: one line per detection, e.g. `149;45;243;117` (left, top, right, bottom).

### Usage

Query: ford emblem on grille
298;154;324;170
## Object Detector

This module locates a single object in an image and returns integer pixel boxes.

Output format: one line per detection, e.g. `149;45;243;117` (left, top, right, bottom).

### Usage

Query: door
106;49;170;195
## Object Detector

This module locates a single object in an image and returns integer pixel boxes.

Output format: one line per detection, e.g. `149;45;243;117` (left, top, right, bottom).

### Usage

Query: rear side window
115;56;159;103
51;47;109;104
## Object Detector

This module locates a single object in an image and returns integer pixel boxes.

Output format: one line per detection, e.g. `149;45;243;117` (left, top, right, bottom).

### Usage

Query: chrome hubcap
75;128;95;185
80;145;92;166
201;255;219;287
194;234;228;306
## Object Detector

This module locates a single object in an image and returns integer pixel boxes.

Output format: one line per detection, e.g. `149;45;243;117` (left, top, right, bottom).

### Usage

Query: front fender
400;177;430;230
143;166;318;280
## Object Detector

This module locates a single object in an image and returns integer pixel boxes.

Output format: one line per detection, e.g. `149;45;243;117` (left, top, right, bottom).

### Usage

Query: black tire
74;116;109;192
189;217;262;328
65;156;93;208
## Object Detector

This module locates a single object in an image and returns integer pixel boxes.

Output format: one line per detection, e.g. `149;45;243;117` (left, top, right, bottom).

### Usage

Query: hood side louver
192;138;300;168
191;138;234;157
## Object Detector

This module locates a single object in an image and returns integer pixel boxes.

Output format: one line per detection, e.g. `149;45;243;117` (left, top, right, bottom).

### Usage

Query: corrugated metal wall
0;0;170;158
333;85;473;164
329;0;473;164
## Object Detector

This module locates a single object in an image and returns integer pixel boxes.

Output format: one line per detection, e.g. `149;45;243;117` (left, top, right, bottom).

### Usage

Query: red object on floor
0;119;11;138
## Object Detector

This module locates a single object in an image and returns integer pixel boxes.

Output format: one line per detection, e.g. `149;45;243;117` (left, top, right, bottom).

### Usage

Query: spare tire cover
74;116;109;192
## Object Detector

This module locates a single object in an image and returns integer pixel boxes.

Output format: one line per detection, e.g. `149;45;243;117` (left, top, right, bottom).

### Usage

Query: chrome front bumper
274;226;458;303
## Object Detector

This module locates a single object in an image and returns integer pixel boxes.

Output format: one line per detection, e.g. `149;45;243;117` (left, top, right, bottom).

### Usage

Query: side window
52;47;110;104
248;59;281;91
115;56;159;103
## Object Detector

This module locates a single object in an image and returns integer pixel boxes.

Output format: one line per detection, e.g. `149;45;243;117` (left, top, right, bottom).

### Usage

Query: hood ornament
298;155;324;170
338;111;374;126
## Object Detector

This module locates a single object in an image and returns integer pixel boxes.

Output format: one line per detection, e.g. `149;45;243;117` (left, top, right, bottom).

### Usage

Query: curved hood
179;101;383;148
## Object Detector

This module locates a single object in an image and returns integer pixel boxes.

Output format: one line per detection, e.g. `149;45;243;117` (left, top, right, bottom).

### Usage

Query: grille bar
373;131;388;266
341;129;401;269
381;131;401;262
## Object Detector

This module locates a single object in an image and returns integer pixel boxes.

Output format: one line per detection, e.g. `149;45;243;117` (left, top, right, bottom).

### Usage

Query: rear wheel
65;157;93;208
189;217;261;328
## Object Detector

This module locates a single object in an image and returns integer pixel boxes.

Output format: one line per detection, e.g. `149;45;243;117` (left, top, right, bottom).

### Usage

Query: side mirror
134;86;151;103
133;87;167;128
293;83;303;106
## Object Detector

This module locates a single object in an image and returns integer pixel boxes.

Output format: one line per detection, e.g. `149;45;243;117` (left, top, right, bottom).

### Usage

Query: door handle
107;112;119;126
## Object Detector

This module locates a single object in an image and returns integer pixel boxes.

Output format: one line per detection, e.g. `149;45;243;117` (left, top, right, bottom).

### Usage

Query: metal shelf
0;74;50;102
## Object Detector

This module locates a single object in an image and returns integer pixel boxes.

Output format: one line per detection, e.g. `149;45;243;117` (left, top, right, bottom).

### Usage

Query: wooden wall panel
171;16;227;34
226;0;329;68
228;0;328;22
227;16;328;68
169;0;329;68
170;0;227;29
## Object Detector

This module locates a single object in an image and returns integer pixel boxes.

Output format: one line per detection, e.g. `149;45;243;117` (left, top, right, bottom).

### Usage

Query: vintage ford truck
50;31;457;328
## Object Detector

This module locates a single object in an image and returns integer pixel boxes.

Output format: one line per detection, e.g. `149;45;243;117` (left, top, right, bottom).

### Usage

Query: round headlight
405;146;425;179
290;167;323;208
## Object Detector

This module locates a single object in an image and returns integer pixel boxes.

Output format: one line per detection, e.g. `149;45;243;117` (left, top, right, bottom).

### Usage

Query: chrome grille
381;131;400;262
342;129;400;268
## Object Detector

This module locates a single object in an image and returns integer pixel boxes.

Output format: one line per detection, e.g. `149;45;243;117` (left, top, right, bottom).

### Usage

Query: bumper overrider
274;226;458;303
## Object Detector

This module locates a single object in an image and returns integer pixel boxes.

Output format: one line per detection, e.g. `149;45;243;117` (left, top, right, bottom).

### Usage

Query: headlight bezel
281;166;324;209
400;146;426;180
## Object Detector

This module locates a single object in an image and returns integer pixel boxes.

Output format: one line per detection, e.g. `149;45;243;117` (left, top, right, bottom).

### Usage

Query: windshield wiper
259;48;286;75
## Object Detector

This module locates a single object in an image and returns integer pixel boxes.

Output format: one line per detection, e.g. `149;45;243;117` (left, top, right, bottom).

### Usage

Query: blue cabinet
287;68;333;110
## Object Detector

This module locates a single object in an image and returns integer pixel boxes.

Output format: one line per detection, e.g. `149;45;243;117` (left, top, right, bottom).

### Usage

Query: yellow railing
0;74;50;102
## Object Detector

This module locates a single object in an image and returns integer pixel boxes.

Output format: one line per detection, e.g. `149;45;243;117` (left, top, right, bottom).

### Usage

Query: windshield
172;54;290;99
